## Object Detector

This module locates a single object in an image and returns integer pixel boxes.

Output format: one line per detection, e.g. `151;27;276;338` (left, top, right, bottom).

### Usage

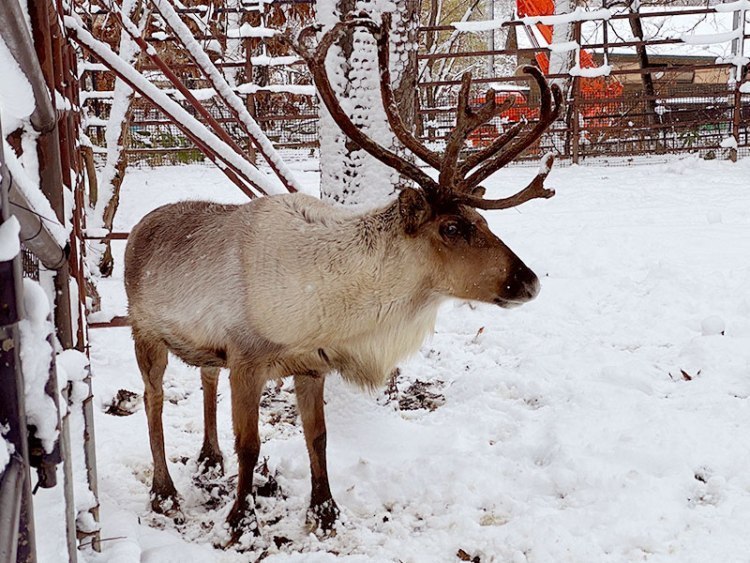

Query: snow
680;28;742;45
701;315;726;336
521;7;612;26
569;63;613;77
0;435;9;474
249;55;302;67
0;215;21;261
548;41;578;53
82;155;750;562
715;0;750;13
2;139;69;246
452;19;507;33
18;278;58;454
227;23;277;39
721;135;739;149
236;83;316;96
0;35;36;132
57;349;100;536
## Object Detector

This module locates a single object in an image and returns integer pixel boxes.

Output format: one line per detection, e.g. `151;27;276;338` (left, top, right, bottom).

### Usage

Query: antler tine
458;80;528;180
458;153;556;210
461;66;563;191
289;17;438;192
438;75;518;190
370;13;442;171
437;73;474;188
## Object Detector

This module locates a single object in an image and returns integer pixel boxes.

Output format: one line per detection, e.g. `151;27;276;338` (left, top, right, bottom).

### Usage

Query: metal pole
570;21;582;164
487;0;495;78
0;116;37;563
730;2;746;162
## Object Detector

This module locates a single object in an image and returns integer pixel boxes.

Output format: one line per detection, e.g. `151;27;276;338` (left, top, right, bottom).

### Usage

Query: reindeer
123;14;562;544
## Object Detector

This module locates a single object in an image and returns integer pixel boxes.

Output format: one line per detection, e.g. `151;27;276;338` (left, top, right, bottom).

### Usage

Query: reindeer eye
440;221;461;238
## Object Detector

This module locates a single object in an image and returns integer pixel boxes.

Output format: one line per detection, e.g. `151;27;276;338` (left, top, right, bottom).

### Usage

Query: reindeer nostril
525;272;541;299
502;263;540;303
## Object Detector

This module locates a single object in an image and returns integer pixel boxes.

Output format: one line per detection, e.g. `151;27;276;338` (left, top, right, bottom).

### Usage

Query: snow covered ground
84;155;750;562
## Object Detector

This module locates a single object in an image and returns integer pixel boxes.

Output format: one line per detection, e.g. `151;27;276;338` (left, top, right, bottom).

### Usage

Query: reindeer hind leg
197;366;224;476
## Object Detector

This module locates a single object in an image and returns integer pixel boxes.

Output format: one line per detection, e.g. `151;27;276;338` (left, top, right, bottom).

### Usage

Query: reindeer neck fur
244;193;445;388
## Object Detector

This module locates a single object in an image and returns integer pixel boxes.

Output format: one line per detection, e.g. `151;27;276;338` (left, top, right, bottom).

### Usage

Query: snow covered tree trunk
627;0;657;123
89;0;145;277
316;0;420;207
491;0;517;77
548;0;576;93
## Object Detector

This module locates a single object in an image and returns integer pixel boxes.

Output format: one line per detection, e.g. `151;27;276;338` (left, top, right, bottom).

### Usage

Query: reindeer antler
288;14;563;210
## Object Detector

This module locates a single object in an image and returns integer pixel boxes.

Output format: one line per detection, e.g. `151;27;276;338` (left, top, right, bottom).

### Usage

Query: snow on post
18;279;59;454
0;214;21;261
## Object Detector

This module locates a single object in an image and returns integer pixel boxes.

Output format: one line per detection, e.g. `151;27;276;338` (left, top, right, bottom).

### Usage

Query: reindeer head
286;14;563;308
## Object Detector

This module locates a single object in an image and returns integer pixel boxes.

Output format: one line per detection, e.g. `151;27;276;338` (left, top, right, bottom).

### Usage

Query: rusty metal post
730;4;747;162
27;0;76;350
0;117;37;563
570;21;582;164
244;35;258;164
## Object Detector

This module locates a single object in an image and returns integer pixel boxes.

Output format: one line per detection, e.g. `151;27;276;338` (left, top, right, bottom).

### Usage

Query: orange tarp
516;0;623;101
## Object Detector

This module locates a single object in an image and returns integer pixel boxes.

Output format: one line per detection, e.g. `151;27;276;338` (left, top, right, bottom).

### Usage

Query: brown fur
124;189;540;540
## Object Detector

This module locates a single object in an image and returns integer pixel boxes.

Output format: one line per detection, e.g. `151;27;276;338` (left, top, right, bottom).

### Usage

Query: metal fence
417;5;750;164
78;3;750;167
0;1;100;561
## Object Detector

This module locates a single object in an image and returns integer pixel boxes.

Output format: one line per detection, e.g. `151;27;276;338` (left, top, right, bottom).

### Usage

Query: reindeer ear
398;188;431;235
471;186;486;198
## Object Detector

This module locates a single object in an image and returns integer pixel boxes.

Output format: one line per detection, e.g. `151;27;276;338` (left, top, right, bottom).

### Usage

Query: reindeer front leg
294;374;339;534
226;367;266;545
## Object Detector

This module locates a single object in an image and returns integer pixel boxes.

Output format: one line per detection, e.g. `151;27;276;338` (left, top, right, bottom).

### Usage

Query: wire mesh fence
21;245;40;281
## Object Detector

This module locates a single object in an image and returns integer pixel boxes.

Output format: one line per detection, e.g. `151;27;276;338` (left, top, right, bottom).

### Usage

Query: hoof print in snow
255;473;282;499
104;389;141;416
380;369;445;411
398;380;446;412
457;548;481;562
193;472;230;509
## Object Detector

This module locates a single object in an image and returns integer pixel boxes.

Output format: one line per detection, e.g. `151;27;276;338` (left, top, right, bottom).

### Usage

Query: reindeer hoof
224;502;261;549
306;499;340;536
197;449;224;478
150;491;184;523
